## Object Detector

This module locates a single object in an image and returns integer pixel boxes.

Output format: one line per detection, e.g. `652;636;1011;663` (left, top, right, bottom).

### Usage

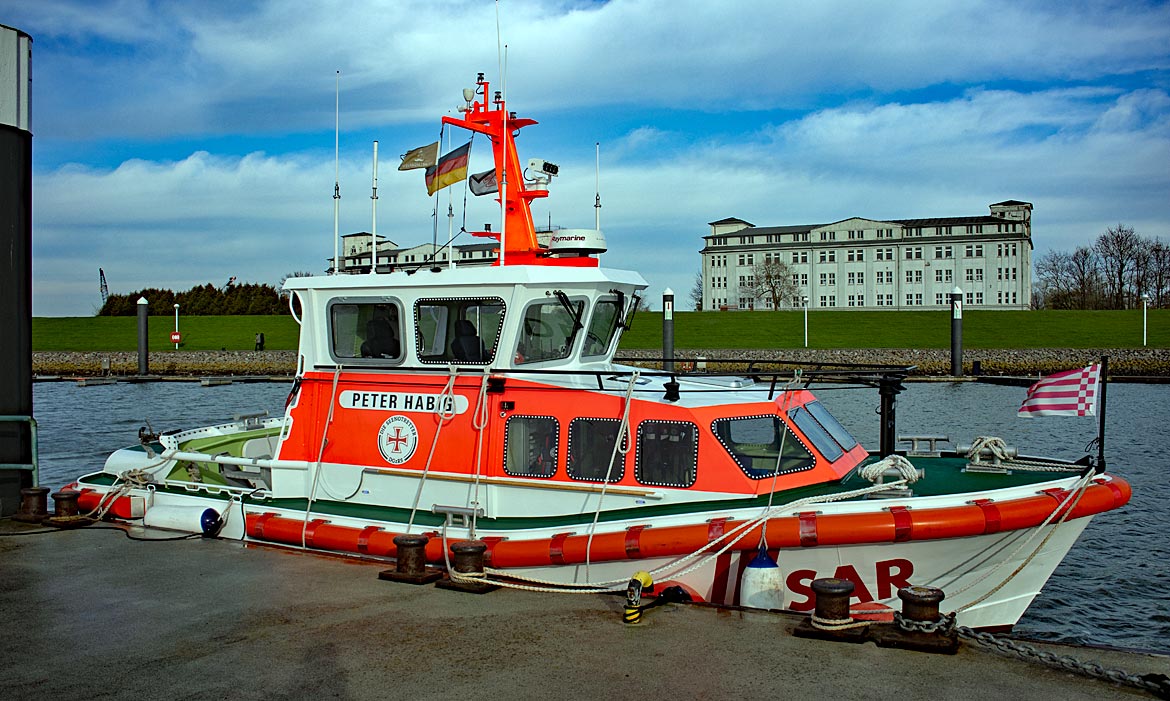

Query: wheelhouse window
711;415;815;479
567;418;627;482
787;400;859;462
504;416;558;477
635;420;697;488
516;295;584;364
415;297;505;364
329;300;404;363
581;298;622;358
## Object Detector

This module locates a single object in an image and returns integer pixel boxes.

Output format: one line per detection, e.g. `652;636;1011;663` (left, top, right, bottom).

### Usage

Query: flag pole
1096;355;1108;472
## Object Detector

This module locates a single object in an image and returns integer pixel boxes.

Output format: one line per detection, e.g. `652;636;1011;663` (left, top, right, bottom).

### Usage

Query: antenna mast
594;142;601;232
369;140;378;273
332;70;341;274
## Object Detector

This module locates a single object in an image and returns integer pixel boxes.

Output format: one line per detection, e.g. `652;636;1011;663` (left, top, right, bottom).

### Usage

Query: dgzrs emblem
377;415;418;465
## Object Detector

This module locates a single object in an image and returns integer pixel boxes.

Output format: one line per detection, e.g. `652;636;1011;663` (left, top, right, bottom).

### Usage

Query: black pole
662;288;675;373
137;297;149;375
877;374;905;457
0;24;33;513
950;287;963;377
1096;355;1108;471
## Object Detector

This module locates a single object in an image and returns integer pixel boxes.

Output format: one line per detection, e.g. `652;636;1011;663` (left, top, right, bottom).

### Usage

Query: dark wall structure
0;24;33;514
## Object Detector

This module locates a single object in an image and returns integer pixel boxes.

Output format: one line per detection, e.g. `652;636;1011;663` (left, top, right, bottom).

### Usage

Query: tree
1095;224;1142;308
739;258;797;310
689;269;704;311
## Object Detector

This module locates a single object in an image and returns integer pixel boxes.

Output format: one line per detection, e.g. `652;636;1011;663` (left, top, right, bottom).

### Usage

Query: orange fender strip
233;476;1130;567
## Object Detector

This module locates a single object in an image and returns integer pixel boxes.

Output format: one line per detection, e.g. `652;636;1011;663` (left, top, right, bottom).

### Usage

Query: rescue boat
71;74;1130;631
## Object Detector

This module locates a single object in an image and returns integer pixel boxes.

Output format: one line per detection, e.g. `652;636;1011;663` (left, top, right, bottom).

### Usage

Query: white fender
739;550;785;610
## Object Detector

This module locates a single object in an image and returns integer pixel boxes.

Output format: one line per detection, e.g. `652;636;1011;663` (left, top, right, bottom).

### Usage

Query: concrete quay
2;519;1166;700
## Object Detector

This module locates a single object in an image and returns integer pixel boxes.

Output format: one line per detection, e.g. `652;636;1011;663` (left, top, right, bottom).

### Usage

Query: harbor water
29;379;1170;653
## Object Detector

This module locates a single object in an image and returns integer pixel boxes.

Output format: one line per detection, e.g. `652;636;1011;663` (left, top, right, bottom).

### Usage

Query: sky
4;0;1169;316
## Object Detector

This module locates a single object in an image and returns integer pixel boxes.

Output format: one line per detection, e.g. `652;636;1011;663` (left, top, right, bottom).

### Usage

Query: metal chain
956;625;1170;699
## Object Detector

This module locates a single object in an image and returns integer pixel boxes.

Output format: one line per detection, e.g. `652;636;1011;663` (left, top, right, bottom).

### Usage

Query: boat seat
361;318;400;358
450;319;487;362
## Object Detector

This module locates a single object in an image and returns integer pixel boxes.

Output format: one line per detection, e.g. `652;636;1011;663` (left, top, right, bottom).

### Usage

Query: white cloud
11;0;1170;314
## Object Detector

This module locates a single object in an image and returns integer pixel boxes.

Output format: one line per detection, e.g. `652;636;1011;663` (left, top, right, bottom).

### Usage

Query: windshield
516;299;583;364
582;298;621;358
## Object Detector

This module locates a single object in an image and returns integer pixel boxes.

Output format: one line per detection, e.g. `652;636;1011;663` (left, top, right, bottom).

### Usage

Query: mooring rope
584;370;640;579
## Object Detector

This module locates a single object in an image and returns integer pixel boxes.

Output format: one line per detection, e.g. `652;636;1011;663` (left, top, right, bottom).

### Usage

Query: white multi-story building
331;232;498;272
700;200;1033;311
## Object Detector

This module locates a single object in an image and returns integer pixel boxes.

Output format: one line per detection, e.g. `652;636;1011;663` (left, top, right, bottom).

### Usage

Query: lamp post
173;303;180;350
1142;293;1150;347
802;295;809;348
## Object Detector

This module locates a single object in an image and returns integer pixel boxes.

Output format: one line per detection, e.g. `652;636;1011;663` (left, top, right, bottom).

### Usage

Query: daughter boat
70;74;1130;631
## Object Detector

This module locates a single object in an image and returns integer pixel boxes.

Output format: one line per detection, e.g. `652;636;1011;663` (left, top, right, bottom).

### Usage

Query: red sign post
170;331;182;344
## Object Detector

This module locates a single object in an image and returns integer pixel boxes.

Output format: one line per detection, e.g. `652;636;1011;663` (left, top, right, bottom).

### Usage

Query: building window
964;244;984;258
965;268;984;283
791;251;808;264
934;246;952;259
847;249;864;262
905;270;922;284
905;247;923;260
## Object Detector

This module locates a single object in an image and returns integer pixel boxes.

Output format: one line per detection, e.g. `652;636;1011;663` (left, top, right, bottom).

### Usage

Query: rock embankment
33;351;299;377
619;347;1170;377
32;348;1170;377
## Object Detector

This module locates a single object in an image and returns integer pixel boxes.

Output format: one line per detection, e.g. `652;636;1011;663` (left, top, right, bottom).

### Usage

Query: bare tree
740;258;797;310
1150;240;1170;308
1094;224;1142;308
689;269;704;311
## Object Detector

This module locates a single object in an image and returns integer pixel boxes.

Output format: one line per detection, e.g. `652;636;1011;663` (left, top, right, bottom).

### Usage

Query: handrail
0;415;39;486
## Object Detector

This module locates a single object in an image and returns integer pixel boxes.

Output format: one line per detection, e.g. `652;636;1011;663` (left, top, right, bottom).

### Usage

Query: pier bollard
899;585;945;623
436;539;499;594
51;489;80;518
13;486;50;523
378;534;442;585
872;585;959;654
794;577;867;643
44;489;91;529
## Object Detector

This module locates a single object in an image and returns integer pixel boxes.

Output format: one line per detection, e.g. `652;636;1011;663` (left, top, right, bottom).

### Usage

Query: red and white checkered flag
1018;364;1100;417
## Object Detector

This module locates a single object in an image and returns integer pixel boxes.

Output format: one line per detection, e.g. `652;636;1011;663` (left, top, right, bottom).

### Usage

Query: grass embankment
619;309;1167;349
31;309;1166;352
33;316;300;352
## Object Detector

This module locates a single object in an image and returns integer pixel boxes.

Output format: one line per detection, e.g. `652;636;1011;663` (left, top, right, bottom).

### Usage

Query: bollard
871;584;959;654
435;539;498;594
899;585;945;623
812;577;854;625
13;486;49;523
45;489;91;528
51;489;80;518
378;533;442;585
662;288;675;373
793;577;868;643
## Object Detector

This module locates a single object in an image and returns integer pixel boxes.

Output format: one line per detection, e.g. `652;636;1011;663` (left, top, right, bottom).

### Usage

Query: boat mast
594;142;601;232
369;140;378;273
332;70;341;274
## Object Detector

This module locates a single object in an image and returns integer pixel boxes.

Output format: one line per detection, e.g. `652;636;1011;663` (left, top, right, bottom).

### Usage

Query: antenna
369;140;378;273
594;142;601;232
332;70;341;274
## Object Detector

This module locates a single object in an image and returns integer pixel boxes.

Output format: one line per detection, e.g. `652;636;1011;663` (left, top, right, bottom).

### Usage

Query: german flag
425;142;471;196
